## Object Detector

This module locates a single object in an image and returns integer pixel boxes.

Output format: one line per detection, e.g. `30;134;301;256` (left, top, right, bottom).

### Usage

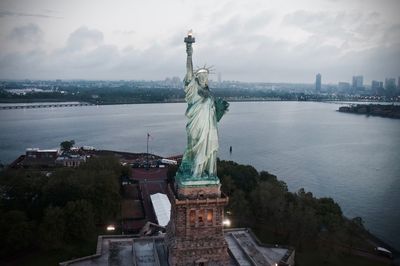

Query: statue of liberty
176;31;229;187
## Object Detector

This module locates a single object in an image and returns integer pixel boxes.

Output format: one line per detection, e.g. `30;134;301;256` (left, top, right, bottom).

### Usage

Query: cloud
8;23;43;44
0;10;62;19
242;10;275;32
113;29;136;35
0;9;399;83
0;26;179;80
382;23;400;46
282;10;390;52
65;26;104;52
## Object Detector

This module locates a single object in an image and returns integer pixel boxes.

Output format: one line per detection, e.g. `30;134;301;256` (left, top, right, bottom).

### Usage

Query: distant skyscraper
371;80;382;89
352;75;363;89
218;72;222;83
371;80;384;95
315;73;321;92
338;82;350;92
384;78;397;96
385;78;396;89
398;76;400;89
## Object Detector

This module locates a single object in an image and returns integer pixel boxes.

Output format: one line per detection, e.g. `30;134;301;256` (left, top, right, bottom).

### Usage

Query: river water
0;101;399;249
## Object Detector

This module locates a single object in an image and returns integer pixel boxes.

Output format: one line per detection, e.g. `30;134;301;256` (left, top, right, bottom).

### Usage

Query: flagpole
146;133;149;169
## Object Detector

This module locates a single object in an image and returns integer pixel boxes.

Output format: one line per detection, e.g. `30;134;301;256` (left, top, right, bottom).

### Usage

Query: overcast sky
0;0;399;83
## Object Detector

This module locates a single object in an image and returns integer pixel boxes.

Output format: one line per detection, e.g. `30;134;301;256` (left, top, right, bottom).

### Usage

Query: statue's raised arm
184;30;195;84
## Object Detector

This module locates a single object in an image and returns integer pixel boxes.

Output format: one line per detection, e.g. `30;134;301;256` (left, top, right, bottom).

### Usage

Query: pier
0;102;93;110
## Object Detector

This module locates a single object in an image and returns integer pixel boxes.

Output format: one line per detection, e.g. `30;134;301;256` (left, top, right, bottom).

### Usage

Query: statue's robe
181;77;218;178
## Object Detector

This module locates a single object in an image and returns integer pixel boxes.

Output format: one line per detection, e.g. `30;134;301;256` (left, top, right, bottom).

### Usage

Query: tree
346;217;365;252
38;206;66;249
0;210;33;256
42;168;83;207
60;140;75;151
86;170;120;223
218;160;259;193
0;156;124;261
259;171;288;192
64;200;95;241
228;189;252;227
0;170;47;219
316;197;343;232
220;175;236;195
250;181;287;237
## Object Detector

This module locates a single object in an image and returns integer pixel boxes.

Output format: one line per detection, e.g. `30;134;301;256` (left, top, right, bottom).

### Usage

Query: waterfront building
315;73;321;93
25;148;58;159
55;155;86;167
352;75;364;89
24;148;59;167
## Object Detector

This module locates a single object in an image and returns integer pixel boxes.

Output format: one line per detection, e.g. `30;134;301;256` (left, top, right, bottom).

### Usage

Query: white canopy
150;193;171;227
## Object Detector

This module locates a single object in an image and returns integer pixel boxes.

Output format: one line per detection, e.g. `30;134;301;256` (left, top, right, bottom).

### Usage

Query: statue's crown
196;68;209;74
195;65;214;75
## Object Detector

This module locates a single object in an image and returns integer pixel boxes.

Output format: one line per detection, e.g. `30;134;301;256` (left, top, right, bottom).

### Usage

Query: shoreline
1;98;399;108
338;103;400;119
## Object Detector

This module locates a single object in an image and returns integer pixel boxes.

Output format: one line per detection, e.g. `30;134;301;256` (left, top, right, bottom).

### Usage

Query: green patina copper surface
176;33;229;188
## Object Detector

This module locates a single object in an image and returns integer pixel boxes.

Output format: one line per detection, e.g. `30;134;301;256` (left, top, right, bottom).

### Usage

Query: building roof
59;229;295;266
150;193;171;227
225;229;290;265
26;148;58;153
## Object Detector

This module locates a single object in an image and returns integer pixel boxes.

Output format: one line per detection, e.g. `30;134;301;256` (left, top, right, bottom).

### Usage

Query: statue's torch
184;30;194;74
184;30;195;45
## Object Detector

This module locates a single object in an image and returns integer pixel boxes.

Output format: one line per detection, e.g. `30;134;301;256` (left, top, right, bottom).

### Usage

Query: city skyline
2;74;399;87
0;0;399;83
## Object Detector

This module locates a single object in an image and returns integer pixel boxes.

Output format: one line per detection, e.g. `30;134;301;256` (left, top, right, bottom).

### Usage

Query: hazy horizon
1;0;399;83
0;77;390;86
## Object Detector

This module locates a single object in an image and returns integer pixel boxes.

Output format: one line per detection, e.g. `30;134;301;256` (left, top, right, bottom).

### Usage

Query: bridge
0;102;94;110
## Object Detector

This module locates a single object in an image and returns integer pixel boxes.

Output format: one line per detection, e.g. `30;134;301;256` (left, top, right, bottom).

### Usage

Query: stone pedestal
165;184;230;266
177;183;221;200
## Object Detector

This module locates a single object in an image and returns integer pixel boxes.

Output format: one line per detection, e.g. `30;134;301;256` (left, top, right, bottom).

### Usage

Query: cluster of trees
0;87;185;104
0;90;76;103
60;140;75;151
339;104;400;119
0;157;125;258
3;85;399;105
215;160;366;254
0;86;328;104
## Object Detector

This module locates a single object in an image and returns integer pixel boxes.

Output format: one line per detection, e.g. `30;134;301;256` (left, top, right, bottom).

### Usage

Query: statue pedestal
175;172;221;199
165;183;230;266
177;183;221;199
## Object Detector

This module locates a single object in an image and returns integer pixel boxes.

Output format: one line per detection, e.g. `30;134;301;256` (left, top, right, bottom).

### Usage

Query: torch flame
188;29;193;37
